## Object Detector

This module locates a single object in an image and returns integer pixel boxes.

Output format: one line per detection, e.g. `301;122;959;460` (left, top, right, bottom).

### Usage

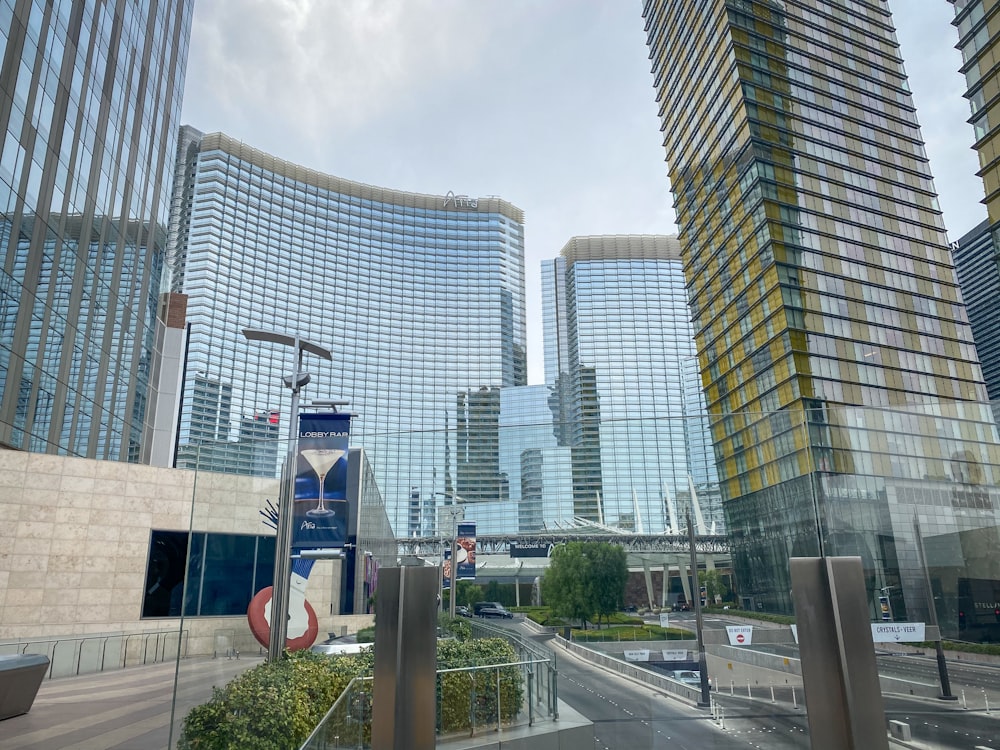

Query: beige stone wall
0;449;346;654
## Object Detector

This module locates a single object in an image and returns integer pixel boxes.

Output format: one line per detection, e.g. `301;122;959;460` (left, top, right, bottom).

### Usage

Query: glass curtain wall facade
951;2;1000;405
541;235;721;535
953;219;1000;406
496;385;573;534
0;1;193;460
169;129;526;533
644;0;1000;613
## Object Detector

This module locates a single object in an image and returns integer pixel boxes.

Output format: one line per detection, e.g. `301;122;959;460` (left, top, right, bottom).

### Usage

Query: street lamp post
435;492;466;619
687;512;711;707
243;328;332;661
913;516;956;700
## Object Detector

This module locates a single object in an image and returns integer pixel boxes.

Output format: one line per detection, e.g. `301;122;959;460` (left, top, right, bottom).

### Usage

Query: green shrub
177;649;373;750
702;606;795;625
356;626;375;643
180;638;528;748
938;640;1000;656
441;615;472;641
571;624;690;641
436;638;524;734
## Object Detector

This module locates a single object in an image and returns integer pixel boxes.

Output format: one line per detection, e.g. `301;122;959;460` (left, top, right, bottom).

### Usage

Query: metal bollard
730;679;734;696
985;690;991;714
747;680;752;698
770;685;775;703
962;689;967;709
792;686;797;709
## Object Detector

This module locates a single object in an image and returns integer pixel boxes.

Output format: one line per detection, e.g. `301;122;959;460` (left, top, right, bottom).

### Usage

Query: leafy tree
457;581;483;606
541;541;627;629
589;543;628;625
483;580;513;606
541;542;594;627
699;569;729;604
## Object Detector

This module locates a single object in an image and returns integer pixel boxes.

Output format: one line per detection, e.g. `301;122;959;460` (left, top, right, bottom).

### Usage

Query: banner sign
726;625;754;646
878;596;891;621
659;612;670;628
623;649;650;662
790;624;798;644
443;550;453;590
662;649;688;661
871;622;925;643
293;413;351;551
510;540;553;558
456;522;476;580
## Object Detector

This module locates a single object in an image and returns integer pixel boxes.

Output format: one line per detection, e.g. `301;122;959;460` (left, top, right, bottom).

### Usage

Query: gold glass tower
952;0;1000;224
644;0;998;614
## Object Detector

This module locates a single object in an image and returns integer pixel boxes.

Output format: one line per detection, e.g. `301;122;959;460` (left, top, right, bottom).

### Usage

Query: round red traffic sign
736;633;745;644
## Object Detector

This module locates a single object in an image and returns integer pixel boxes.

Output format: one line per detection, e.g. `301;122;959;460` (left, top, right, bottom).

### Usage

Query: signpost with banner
455;522;476;581
443;522;477;595
293;412;351;552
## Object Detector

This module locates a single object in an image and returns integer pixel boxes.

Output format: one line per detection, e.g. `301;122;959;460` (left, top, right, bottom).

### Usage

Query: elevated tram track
396;533;730;557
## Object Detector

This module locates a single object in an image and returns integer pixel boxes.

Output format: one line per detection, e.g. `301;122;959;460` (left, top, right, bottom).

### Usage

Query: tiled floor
0;655;262;749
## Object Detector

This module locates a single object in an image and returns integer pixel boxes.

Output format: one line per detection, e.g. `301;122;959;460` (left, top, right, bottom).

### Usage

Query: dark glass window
141;530;275;618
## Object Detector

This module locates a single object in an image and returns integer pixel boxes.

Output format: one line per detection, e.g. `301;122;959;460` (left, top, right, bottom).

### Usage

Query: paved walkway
0;655;262;749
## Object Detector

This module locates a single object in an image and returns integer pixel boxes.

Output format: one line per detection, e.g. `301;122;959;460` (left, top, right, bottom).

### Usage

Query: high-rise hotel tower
950;1;1000;404
0;1;193;461
542;235;722;535
644;0;1000;617
167;128;526;533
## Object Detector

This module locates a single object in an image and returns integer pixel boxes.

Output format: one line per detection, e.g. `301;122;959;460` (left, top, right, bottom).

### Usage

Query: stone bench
0;654;49;720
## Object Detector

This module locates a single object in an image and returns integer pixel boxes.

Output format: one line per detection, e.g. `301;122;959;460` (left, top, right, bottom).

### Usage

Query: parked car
473;601;505;616
476;604;513;619
455;605;472;618
310;642;369;657
668;670;712;689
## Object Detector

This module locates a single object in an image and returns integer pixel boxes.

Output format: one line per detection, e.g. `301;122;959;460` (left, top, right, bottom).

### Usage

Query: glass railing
0;628;188;678
164;399;1000;748
298;656;558;750
6;398;1000;748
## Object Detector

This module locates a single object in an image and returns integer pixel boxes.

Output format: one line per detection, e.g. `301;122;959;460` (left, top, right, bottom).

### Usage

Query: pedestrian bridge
397;532;730;557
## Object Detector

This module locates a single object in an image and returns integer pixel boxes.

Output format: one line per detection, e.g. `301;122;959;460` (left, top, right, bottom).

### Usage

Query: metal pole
913;516;956;700
687;513;711;707
268;342;303;661
449;526;458;620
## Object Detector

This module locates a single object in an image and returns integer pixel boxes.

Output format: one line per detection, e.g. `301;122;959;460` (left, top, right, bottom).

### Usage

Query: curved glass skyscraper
170;128;526;532
0;1;193;460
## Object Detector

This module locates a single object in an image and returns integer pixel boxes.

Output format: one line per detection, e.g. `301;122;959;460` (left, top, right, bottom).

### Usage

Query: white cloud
180;1;986;383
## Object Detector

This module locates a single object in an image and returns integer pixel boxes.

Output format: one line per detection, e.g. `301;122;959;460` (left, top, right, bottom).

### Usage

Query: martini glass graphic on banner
300;448;346;517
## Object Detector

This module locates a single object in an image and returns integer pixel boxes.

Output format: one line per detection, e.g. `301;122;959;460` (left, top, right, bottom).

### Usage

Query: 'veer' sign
871;622;925;643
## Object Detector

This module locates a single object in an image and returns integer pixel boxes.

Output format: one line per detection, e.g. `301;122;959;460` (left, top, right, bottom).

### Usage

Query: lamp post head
242;328;333;361
282;372;312;391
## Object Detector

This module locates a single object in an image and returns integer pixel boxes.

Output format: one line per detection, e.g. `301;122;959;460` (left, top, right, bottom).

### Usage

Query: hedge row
178;636;523;750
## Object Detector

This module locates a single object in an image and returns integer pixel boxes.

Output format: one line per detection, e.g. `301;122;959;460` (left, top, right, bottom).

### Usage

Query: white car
669;670;712;689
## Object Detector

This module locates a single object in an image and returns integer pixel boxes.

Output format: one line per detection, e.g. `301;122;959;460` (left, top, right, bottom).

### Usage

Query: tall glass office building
541;235;721;535
169;128;526;532
0;1;193;460
644;0;1000;614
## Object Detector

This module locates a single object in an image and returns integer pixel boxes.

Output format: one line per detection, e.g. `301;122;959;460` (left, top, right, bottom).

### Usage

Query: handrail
298;674;373;749
300;653;560;749
0;628;188;679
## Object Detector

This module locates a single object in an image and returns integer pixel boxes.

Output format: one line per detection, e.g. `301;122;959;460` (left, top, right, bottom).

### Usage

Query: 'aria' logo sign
443;191;478;209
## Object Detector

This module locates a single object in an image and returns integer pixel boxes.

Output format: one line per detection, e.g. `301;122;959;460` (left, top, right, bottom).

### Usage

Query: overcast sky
181;1;983;386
